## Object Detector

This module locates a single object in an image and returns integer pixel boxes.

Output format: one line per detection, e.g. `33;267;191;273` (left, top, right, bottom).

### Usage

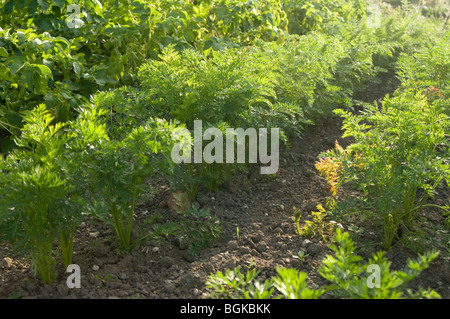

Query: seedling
293;206;302;235
294;204;337;241
146;207;221;255
348;225;364;235
293;250;309;262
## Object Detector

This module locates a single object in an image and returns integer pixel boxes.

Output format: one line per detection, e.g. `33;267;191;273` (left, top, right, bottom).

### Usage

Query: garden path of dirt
0;72;449;299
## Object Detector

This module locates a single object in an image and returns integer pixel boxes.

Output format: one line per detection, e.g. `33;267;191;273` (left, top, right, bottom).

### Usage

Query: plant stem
34;241;54;284
60;225;75;267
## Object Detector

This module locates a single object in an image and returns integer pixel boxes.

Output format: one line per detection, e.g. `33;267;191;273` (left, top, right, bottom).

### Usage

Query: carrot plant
119;34;357;195
292;204;339;241
0;104;105;283
83;117;180;252
325;92;449;249
318;229;440;298
206;229;440;299
396;32;450;102
136;45;281;195
206;266;325;299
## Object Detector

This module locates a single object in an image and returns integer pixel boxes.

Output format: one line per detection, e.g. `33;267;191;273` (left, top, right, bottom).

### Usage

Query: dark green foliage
0;0;288;150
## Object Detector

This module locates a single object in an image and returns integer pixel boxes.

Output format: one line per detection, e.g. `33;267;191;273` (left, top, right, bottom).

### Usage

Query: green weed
206;229;441;299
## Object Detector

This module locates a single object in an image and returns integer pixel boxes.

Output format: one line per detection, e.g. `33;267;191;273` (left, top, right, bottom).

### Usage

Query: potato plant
0;0;289;150
281;0;367;35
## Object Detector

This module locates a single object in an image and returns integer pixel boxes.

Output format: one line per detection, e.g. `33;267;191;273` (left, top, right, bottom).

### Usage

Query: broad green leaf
53;37;70;50
8;56;26;75
1;1;15;15
132;3;150;15
52;0;66;8
38;0;50;11
32;71;48;94
0;47;8;58
183;29;195;43
73;61;83;76
34;64;53;80
15;31;28;43
35;17;53;31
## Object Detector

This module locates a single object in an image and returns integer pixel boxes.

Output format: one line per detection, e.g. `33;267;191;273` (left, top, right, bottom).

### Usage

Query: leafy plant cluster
316;32;449;249
206;229;440;299
293;204;339;241
0;0;447;288
0;0;288;151
0;101;185;282
396;32;450;105
281;0;367;35
148;207;221;255
95;17;410;196
0;103;106;283
0;0;296;285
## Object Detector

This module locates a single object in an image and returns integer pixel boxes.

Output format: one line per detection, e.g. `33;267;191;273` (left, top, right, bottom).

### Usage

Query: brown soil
0;72;449;299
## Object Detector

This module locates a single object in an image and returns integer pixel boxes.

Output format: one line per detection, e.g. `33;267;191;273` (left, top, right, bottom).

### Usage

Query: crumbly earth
0;72;449;299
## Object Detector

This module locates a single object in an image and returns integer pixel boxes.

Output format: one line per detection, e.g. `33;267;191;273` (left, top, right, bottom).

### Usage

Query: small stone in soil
250;231;264;243
301;239;312;248
196;194;210;206
1;257;14;269
182;253;196;263
224;198;237;207
304;201;318;213
56;284;70;297
272;227;283;234
307;244;322;255
159;256;176;268
202;263;214;275
239;246;251;255
192;288;200;296
224;259;236;270
89;231;100;238
256;242;267;253
227;240;238;251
